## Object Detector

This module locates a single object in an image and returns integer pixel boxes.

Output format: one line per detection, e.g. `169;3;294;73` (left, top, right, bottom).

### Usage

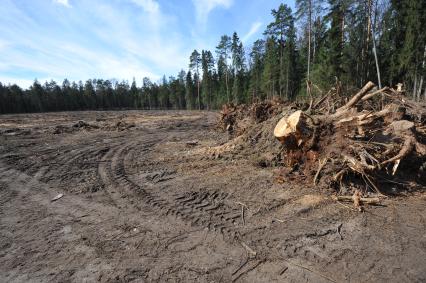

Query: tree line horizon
1;0;425;114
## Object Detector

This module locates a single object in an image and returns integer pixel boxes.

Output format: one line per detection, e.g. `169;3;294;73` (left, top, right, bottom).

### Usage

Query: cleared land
0;110;425;282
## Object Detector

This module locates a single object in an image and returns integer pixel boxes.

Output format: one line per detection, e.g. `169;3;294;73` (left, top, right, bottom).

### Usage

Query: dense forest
1;0;425;114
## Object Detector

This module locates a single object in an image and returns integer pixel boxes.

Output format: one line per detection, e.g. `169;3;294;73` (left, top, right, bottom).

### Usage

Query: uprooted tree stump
274;81;426;195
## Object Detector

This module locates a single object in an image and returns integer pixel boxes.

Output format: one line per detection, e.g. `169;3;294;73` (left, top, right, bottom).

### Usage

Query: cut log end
274;110;302;138
273;110;313;148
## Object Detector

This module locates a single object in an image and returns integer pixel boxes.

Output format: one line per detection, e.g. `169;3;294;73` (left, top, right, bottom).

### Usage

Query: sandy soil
0;110;425;282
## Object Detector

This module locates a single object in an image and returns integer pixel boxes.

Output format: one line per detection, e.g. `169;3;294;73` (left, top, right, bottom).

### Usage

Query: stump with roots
273;81;426;195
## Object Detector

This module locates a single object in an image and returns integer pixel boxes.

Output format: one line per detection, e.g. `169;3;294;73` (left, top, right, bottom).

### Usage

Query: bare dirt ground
0;110;425;282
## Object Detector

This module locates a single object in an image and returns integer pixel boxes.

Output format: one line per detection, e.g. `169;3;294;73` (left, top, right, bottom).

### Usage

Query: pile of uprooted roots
217;97;301;137
218;82;426;198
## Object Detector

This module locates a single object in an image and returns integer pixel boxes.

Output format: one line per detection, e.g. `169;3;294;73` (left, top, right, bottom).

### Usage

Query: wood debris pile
103;120;136;131
218;98;295;137
273;81;426;195
215;81;425;198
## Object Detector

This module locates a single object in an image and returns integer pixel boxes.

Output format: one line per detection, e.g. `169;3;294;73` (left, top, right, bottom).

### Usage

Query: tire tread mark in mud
105;141;241;237
165;190;241;236
40;146;107;190
3;144;106;192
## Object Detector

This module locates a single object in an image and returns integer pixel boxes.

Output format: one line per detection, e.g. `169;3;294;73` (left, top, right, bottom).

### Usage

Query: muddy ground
0;110;425;282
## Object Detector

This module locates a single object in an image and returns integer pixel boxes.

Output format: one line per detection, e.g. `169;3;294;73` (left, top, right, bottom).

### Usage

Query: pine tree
248;39;265;100
326;0;346;81
158;75;170;109
129;78;138;108
142;77;153;109
397;0;426;99
284;22;301;99
216;35;232;103
216;54;228;105
185;71;196;110
201;50;215;109
231;32;246;103
30;80;44;112
296;0;315;81
189;50;202;109
84;80;96;109
177;70;187;109
264;3;294;98
262;37;279;99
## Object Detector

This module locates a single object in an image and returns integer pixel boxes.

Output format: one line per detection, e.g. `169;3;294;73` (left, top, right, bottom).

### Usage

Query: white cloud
127;0;165;30
192;0;233;25
130;0;159;14
54;0;71;8
0;0;189;87
242;21;262;43
58;43;160;80
86;2;185;73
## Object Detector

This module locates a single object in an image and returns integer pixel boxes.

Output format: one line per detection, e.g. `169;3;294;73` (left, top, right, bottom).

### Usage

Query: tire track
4;133;244;238
166;191;242;236
100;139;242;238
38;145;108;192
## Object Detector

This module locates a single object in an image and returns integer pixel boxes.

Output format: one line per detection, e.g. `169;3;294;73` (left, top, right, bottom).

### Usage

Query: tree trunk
418;44;426;100
340;8;345;63
286;60;289;100
313;18;317;65
279;38;283;98
225;67;229;103
307;0;312;82
208;78;211;110
365;0;372;83
418;76;424;101
424;82;426;101
413;70;418;100
371;15;381;88
197;77;201;110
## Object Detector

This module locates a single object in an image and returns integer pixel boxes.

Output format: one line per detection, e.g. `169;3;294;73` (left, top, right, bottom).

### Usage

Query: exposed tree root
272;81;426;195
216;81;425;198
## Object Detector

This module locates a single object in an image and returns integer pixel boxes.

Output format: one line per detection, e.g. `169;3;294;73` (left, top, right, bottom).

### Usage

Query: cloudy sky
0;0;293;88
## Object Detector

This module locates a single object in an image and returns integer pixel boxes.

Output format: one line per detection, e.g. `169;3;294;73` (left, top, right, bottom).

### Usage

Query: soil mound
52;120;99;134
204;99;299;165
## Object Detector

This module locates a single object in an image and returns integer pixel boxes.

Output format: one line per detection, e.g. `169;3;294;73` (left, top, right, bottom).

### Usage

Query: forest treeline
1;0;425;114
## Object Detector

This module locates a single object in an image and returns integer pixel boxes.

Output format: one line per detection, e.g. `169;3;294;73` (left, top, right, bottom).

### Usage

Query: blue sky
0;0;294;88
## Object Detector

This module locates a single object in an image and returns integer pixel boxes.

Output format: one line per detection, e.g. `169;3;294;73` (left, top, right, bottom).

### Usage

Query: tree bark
361;0;372;85
286;60;289;99
413;70;418;100
424;82;426;101
417;44;426;100
279;37;283;98
313;17;317;65
371;20;381;88
197;77;201;110
307;0;312;82
225;67;229;103
340;7;345;64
